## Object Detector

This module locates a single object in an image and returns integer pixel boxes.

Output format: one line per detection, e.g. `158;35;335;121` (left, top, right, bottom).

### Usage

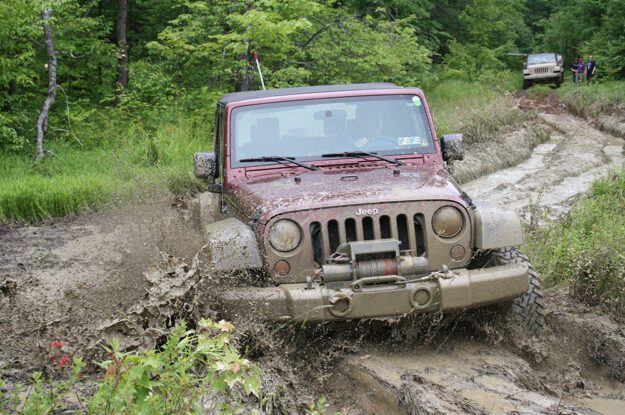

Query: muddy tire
522;79;531;89
469;247;545;334
490;247;546;334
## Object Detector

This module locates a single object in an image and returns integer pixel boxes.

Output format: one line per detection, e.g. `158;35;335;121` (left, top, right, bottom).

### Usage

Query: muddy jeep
193;83;545;332
523;53;564;89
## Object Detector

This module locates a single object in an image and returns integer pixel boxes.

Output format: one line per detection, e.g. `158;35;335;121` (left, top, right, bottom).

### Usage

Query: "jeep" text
355;207;379;216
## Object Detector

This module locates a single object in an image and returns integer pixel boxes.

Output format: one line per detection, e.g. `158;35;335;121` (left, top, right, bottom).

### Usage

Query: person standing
571;59;578;83
587;55;597;84
577;57;586;84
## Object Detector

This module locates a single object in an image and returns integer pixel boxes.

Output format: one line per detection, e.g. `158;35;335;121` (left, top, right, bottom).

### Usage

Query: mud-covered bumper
218;264;529;321
523;73;560;81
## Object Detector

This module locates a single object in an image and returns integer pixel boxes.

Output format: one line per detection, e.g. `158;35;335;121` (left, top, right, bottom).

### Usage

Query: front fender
473;202;523;249
204;218;263;272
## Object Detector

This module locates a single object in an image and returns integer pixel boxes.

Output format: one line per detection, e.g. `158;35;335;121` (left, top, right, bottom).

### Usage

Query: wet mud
462;111;625;223
1;96;625;414
0;195;205;377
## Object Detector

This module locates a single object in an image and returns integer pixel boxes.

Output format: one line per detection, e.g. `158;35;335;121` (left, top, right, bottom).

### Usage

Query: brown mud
1;95;625;414
462;108;625;224
0;195;205;376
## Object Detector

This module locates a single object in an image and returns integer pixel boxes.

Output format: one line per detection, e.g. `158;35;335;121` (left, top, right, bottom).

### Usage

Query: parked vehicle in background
193;83;545;333
523;53;564;89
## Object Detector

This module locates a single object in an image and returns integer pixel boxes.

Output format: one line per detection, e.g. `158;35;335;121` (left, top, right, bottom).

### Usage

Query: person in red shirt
576;56;587;83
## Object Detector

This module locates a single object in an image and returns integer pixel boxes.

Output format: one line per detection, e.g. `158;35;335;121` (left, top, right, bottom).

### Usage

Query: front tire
474;247;546;334
522;79;531;89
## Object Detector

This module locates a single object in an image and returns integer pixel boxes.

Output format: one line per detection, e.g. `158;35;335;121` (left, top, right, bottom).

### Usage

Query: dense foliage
0;0;623;223
0;0;623;152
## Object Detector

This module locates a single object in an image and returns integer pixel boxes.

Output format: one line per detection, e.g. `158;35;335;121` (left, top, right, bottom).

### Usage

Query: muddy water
462;112;625;222
344;109;625;414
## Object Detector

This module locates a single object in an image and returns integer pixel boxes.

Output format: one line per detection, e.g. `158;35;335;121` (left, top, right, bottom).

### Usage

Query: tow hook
329;293;352;317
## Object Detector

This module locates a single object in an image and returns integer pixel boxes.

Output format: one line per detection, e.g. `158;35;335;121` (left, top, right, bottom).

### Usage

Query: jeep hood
228;165;468;224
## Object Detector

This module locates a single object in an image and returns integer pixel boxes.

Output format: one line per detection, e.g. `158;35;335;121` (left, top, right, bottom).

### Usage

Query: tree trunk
35;8;57;161
1;81;15;112
115;0;128;106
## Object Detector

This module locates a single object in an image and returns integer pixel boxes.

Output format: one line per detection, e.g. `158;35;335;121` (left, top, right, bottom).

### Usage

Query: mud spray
2;96;625;414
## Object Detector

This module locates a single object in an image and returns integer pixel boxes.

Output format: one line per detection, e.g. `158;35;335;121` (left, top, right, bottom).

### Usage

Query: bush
0;319;262;414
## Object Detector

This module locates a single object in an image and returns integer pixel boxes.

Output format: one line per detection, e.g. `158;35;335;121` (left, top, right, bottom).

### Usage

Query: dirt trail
462;111;624;222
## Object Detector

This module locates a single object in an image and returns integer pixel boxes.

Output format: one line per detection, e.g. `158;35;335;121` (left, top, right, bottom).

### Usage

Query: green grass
426;75;532;145
524;170;625;319
0;117;210;223
528;80;625;117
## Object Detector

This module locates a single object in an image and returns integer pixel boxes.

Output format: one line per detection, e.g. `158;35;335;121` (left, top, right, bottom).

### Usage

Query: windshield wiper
321;151;404;166
239;156;320;171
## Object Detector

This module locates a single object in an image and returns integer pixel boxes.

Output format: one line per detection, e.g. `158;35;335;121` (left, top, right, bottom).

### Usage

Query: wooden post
35;8;57;161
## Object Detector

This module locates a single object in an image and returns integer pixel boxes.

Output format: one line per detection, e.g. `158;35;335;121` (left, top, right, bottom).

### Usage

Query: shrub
0;319;262;414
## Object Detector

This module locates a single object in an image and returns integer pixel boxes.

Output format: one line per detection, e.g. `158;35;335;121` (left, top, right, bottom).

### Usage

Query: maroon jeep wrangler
194;83;544;332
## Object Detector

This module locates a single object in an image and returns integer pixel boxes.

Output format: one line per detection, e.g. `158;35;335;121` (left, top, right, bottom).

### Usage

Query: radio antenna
252;51;266;90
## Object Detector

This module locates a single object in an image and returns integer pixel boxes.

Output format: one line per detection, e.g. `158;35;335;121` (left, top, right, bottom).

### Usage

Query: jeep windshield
231;95;435;168
527;53;556;65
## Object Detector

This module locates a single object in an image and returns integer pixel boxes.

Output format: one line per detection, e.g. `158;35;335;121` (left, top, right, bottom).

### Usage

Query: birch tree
35;7;57;160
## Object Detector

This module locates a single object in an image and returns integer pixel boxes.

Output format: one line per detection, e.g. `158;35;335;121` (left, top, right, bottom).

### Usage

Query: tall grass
426;76;532;145
0;117;210;223
524;170;625;319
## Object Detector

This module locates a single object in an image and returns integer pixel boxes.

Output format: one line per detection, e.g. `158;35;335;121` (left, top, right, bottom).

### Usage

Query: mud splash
0;194;205;377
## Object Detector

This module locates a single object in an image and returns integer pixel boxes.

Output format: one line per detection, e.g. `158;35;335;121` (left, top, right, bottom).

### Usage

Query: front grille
533;67;550;74
310;214;426;264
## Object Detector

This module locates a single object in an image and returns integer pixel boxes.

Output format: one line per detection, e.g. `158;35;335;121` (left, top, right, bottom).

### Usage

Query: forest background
1;0;624;222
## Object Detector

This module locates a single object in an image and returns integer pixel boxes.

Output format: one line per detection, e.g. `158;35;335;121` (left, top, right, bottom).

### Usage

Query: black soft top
218;83;401;105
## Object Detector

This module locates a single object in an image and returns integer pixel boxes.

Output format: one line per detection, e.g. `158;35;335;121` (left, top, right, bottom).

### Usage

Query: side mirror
194;152;216;181
440;134;464;163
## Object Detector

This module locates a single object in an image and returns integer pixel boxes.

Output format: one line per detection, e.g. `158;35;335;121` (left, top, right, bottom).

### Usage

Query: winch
318;240;428;283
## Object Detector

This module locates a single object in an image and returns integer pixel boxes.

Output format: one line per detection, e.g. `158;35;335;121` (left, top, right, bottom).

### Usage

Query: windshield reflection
231;95;434;168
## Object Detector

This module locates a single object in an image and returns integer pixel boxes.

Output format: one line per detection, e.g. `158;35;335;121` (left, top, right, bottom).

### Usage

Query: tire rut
462;111;624;223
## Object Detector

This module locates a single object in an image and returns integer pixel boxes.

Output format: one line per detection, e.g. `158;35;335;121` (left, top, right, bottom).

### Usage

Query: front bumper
218;264;529;321
524;73;560;81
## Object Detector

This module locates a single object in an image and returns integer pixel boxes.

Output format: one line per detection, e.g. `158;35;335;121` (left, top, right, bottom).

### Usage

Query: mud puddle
345;312;625;414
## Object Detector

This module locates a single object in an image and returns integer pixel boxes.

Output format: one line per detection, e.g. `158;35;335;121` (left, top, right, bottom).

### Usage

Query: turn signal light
273;260;291;276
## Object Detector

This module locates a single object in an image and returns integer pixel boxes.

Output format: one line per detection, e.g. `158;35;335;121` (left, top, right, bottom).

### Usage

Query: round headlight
268;219;302;252
432;206;464;238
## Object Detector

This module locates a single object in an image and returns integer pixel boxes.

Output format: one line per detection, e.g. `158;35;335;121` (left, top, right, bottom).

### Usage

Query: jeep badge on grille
355;208;379;216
